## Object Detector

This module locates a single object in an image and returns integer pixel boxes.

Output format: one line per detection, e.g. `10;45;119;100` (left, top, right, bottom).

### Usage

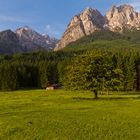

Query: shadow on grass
72;96;140;101
119;93;140;95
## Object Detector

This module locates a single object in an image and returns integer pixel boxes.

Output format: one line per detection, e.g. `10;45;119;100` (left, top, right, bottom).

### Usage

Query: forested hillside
63;30;140;51
1;31;140;91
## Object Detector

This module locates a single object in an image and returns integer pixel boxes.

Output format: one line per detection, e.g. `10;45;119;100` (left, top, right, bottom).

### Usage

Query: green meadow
0;90;140;140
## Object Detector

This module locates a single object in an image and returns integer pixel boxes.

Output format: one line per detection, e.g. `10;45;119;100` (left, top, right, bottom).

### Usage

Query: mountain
62;30;140;52
54;8;105;51
43;34;59;50
0;30;23;54
16;26;58;52
0;27;58;54
55;4;140;51
105;5;140;32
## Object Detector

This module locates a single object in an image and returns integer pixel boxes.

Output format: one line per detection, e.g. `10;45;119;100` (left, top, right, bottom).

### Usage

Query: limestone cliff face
55;5;140;51
54;8;105;51
105;5;140;32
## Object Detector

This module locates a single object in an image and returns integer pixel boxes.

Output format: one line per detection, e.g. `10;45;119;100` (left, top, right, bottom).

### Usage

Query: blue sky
0;0;139;38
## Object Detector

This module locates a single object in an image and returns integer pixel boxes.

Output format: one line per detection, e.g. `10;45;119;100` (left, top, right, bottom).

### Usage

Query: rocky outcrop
0;30;23;54
0;27;58;54
54;8;105;51
43;34;58;50
105;5;140;32
55;5;140;51
16;26;58;52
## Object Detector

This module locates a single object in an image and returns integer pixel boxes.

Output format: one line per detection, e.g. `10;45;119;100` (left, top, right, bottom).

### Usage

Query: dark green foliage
0;49;139;91
47;62;59;85
63;30;140;52
38;62;49;88
17;64;39;88
0;64;17;91
1;31;140;91
63;52;137;92
0;51;76;90
63;53;111;91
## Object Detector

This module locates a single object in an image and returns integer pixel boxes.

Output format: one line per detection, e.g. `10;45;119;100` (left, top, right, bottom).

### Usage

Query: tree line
0;49;140;92
63;51;140;92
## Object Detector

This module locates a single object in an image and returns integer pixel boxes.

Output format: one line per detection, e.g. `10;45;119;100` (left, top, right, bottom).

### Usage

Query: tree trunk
93;89;98;99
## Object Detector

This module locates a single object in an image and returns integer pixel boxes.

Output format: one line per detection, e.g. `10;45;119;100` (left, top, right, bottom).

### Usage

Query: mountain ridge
16;26;58;52
54;4;140;51
0;26;58;54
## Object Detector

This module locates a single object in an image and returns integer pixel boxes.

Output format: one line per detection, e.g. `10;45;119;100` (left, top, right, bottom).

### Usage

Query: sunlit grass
0;90;140;140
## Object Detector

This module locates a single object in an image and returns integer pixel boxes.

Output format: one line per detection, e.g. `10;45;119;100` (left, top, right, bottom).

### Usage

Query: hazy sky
0;0;139;38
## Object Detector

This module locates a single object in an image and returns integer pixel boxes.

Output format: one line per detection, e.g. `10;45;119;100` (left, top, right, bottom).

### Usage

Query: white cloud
0;15;30;23
45;24;63;38
45;25;58;35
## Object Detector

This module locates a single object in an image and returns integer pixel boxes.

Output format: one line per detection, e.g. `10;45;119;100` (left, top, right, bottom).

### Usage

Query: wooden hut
46;84;60;90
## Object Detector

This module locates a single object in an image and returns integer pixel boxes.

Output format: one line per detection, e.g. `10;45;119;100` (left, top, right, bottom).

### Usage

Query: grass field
0;90;140;140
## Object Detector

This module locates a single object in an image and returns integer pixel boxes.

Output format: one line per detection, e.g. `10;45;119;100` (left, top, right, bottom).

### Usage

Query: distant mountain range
0;26;58;54
55;4;140;51
1;4;140;54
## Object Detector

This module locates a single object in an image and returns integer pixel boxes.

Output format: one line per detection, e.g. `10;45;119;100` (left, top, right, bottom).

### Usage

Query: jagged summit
16;26;58;51
0;26;58;54
17;26;31;30
54;4;140;51
82;7;99;15
54;7;104;51
105;4;140;32
117;4;134;11
16;26;33;35
110;5;134;12
0;29;23;54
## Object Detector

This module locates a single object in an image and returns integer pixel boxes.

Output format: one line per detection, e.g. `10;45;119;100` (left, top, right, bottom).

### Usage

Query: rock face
105;5;140;32
0;30;23;54
55;5;140;51
16;26;58;52
43;34;58;50
54;8;105;51
0;27;58;54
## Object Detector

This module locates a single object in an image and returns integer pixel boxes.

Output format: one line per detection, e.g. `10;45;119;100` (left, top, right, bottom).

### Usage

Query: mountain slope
55;4;140;51
54;8;105;51
105;5;140;32
0;30;23;54
16;26;58;52
62;30;140;52
0;27;58;54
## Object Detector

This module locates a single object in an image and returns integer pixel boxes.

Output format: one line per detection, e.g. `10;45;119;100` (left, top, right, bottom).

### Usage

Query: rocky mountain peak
16;26;58;51
81;7;105;27
117;4;134;12
0;29;23;54
105;4;140;32
17;26;31;31
54;7;104;51
82;7;100;16
0;27;58;54
0;29;19;42
22;26;31;30
16;26;38;39
1;29;15;36
109;5;134;12
55;4;140;51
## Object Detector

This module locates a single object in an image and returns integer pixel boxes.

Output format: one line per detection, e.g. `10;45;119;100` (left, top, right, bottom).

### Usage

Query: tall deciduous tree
64;54;113;98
